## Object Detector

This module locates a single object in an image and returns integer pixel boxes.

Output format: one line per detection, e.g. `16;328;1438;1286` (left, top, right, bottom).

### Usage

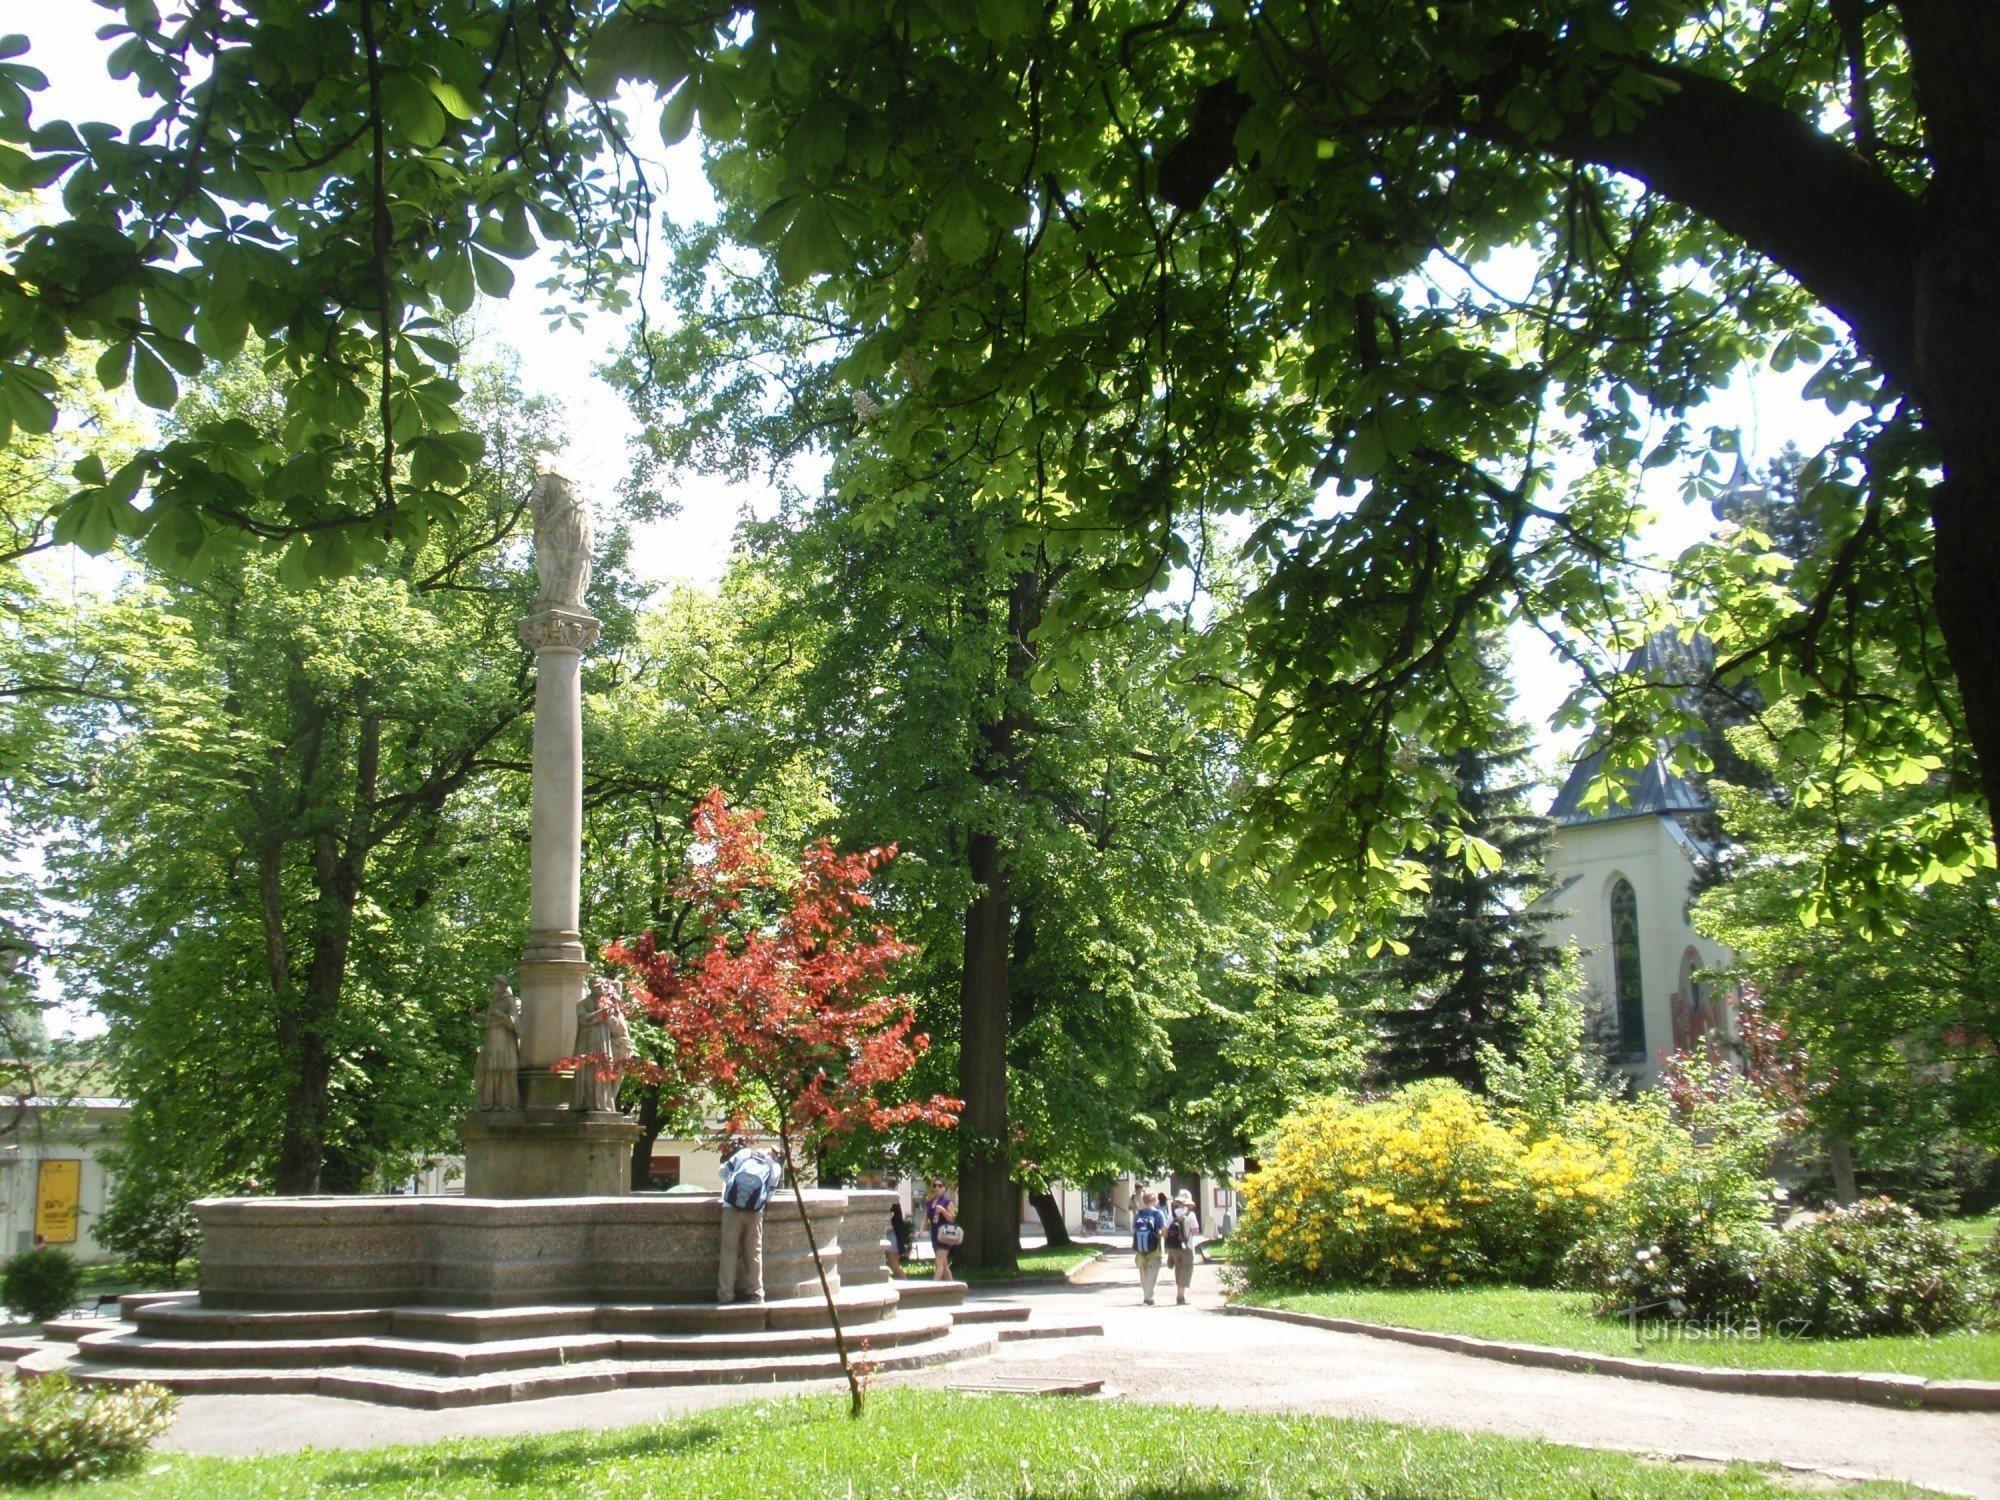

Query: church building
1538;632;1735;1086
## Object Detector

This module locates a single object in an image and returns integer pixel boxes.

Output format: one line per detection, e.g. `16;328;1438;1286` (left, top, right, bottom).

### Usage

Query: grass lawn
77;1261;195;1297
6;1389;1943;1498
1946;1209;1998;1248
953;1244;1101;1282
1238;1285;2000;1382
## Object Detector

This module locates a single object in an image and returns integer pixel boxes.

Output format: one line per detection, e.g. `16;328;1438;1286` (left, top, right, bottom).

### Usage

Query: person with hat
1164;1189;1201;1305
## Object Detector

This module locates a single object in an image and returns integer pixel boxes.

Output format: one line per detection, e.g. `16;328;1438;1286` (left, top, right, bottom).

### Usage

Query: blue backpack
723;1151;779;1210
1133;1208;1162;1254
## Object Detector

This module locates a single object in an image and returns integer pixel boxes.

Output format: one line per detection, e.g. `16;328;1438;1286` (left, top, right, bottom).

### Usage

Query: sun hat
1173;1189;1194;1206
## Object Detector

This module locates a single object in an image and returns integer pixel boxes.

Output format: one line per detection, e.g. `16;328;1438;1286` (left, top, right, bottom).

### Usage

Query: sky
16;8;1856;759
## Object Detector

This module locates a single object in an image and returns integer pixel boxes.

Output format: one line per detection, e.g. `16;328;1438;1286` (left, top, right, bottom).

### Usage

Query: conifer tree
1373;659;1563;1088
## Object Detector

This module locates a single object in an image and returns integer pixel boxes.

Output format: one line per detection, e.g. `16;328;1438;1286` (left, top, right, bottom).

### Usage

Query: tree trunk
778;1124;867;1417
274;709;378;1195
630;1087;663;1190
272;901;350;1194
1901;0;2000;825
1828;1135;1859;1207
956;828;1017;1273
1026;1186;1071;1246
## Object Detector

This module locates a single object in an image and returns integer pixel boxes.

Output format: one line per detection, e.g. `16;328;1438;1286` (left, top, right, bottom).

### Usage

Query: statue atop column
475;976;521;1110
531;459;592;612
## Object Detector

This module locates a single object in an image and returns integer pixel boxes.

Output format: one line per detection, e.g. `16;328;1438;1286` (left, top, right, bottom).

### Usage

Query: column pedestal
460;1111;639;1198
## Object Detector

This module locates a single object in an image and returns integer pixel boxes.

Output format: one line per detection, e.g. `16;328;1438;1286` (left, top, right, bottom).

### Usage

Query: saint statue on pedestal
572;976;632;1113
475;976;521;1110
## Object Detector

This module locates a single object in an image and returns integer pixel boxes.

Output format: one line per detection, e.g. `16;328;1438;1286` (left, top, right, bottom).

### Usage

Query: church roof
1548;631;1716;828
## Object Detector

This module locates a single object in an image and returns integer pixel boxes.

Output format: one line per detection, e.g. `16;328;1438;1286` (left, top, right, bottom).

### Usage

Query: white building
1540;633;1735;1086
0;1096;127;1263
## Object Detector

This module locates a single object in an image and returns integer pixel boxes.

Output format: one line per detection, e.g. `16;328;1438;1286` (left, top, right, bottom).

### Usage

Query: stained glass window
1610;878;1646;1060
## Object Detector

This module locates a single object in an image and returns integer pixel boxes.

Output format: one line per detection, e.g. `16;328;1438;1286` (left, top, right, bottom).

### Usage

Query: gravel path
160;1255;2000;1497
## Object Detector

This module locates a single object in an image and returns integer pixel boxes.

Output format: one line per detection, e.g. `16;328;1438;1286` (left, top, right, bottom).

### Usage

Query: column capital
518;607;602;654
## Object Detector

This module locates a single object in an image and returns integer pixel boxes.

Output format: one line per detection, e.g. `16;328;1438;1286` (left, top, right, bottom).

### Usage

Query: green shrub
93;1170;203;1290
1565;1062;1783;1322
0;1374;177;1483
2;1249;82;1324
1759;1198;1988;1338
1563;1220;1769;1321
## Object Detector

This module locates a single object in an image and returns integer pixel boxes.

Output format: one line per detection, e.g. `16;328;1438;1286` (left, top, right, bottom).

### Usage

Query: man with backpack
717;1136;782;1304
1164;1189;1201;1305
1131;1190;1167;1305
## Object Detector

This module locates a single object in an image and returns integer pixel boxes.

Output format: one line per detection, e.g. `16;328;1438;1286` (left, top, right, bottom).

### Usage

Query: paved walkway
159;1256;2000;1498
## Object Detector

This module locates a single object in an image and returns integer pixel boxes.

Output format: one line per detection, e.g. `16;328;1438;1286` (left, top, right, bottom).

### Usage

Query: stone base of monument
24;1189;1104;1407
455;1106;630;1200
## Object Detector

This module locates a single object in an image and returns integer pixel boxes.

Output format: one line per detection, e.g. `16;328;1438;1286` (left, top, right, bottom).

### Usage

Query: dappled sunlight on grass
6;1391;1944;1498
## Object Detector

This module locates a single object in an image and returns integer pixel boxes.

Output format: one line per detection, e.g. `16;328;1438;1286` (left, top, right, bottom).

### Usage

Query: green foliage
4;2;627;569
1564;1059;1783;1321
624;0;1988;917
0;1373;175;1484
1475;962;1620;1132
29;351;589;1192
1759;1200;1991;1340
91;1166;202;1288
1693;703;2000;1163
8;0;1998;924
1564;1217;1770;1325
0;1248;79;1323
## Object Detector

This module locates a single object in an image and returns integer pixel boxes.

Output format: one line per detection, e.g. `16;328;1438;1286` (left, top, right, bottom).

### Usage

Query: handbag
934;1222;965;1248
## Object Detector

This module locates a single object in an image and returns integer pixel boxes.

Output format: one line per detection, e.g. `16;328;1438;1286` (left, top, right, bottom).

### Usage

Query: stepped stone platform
14;1189;1102;1407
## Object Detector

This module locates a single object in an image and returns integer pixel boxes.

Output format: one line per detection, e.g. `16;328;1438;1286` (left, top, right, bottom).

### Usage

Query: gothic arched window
1610;878;1646;1060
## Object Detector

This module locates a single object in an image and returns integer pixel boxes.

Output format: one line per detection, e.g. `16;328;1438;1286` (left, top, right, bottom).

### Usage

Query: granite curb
1222;1303;2000;1412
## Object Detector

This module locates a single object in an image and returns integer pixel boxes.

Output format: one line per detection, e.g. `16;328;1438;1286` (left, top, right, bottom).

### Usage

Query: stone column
461;467;636;1197
514;605;599;1105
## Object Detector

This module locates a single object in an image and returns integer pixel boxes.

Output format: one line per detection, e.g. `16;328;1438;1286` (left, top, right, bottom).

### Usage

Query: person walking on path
924;1182;961;1281
1132;1190;1166;1305
716;1137;782;1304
1165;1190;1200;1305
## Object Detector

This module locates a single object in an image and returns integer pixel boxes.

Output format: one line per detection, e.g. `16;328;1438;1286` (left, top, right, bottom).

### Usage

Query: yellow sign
36;1159;81;1245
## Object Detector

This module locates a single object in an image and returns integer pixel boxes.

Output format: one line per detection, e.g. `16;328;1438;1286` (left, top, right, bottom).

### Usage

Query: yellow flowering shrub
1236;1081;1646;1286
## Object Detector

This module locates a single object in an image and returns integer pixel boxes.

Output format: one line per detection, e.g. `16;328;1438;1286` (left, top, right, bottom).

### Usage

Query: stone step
132;1285;902;1344
889;1280;967;1309
996;1318;1103;1343
75;1310;959;1380
42;1316;138;1343
949;1302;1032;1325
67;1327;1000;1410
14;1341;74;1379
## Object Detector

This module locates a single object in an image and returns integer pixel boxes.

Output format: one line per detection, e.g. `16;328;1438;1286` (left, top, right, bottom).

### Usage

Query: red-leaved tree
606;790;960;1415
